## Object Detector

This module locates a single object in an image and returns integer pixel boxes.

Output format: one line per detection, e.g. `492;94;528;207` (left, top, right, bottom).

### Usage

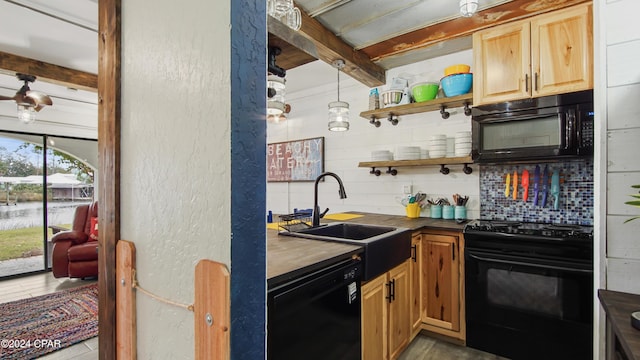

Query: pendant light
459;0;479;17
267;75;286;116
328;60;349;132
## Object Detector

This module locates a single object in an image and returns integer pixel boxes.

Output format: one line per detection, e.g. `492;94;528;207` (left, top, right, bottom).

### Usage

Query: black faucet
312;172;347;227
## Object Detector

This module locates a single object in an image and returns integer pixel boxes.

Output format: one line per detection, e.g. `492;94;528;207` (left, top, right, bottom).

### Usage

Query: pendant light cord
337;67;340;102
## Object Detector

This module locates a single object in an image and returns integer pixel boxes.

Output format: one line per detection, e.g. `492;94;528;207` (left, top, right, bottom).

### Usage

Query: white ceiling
0;0;98;136
0;0;98;73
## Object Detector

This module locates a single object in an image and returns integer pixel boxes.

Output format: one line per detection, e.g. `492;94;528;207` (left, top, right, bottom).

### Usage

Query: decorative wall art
267;137;324;182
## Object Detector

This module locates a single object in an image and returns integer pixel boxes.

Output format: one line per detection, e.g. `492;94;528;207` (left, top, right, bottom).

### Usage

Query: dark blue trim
230;0;266;359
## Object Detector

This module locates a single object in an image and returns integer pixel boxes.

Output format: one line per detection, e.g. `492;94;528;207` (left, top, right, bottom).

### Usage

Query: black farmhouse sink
295;222;396;240
281;222;411;281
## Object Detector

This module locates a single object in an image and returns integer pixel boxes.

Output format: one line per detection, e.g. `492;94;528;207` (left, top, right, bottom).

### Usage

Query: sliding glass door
0;132;97;278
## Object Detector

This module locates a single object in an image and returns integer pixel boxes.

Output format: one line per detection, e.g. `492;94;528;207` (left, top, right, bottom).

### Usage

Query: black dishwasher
268;257;362;360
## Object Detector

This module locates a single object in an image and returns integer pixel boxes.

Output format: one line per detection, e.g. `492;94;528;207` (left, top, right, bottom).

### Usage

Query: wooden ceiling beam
0;51;97;92
361;0;591;62
269;8;386;87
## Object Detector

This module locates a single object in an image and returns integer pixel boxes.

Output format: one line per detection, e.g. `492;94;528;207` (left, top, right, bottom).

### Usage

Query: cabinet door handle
534;72;539;91
452;243;455;261
525;74;529;92
386;281;392;303
411;244;417;262
390;279;396;302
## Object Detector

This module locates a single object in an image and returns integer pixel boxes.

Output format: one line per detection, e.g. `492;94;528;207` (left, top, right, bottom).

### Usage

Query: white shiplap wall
267;50;480;220
602;0;640;294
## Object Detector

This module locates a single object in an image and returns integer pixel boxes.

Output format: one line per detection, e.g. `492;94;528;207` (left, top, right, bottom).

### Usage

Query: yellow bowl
444;64;470;76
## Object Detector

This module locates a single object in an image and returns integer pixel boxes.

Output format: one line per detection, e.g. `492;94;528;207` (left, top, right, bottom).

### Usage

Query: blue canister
454;206;467;220
442;205;454;220
430;205;442;219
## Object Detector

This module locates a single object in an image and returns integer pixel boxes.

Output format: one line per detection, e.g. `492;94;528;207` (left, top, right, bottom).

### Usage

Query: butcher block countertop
267;211;467;288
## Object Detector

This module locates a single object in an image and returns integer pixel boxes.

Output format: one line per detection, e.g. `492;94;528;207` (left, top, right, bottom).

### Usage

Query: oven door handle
467;253;593;274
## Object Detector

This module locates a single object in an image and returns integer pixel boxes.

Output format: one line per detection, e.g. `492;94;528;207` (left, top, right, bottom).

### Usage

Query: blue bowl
440;73;472;97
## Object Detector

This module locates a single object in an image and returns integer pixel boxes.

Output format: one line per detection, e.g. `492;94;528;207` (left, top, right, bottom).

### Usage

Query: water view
0;201;92;278
0;201;88;231
0;134;97;277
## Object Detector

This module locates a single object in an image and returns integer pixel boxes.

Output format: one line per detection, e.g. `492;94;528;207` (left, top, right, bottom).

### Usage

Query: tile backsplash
479;159;594;225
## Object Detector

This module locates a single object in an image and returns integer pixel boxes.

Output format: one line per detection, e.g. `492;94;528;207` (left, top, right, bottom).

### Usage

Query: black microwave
471;90;594;163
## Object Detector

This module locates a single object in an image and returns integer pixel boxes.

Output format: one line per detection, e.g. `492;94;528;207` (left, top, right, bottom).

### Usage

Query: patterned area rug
0;283;98;359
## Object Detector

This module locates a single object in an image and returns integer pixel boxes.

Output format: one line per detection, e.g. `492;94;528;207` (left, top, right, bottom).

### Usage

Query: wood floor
400;334;509;360
0;272;98;359
0;273;505;359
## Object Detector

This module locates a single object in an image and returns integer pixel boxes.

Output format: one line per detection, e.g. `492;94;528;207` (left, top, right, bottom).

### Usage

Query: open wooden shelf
358;156;473;168
360;93;473;123
358;156;474;176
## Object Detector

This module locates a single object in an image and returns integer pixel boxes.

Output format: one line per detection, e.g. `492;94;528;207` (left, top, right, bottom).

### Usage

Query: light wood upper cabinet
361;260;411;360
409;234;422;340
421;232;460;333
473;21;530;104
473;3;593;105
531;4;593;96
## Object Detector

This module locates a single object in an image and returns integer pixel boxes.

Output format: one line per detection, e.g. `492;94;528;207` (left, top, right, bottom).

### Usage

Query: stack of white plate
371;150;393;161
421;148;429;159
454;131;472;157
395;146;421;160
429;134;447;158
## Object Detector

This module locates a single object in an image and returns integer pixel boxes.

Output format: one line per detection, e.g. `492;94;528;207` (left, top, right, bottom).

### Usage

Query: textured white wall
121;1;231;358
268;50;480;220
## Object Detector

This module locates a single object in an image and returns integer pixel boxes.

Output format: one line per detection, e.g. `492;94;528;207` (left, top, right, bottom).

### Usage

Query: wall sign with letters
267;137;324;182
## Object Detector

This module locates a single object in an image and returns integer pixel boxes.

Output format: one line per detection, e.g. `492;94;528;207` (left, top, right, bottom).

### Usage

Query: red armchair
51;201;99;278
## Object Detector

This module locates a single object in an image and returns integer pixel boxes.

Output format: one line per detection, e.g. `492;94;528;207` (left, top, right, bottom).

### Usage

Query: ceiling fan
0;73;53;123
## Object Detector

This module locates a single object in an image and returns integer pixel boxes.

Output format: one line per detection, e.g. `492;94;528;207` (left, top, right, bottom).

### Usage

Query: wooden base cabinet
361;260;411;360
409;233;422;340
473;3;593;105
420;230;465;341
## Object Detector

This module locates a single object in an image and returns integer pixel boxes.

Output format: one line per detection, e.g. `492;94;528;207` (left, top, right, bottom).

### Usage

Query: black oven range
463;220;593;360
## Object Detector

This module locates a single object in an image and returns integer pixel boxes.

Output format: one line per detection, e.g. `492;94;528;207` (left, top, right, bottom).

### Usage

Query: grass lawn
0;225;70;261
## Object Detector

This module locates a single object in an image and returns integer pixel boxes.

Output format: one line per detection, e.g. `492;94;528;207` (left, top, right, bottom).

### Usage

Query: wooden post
194;260;230;359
